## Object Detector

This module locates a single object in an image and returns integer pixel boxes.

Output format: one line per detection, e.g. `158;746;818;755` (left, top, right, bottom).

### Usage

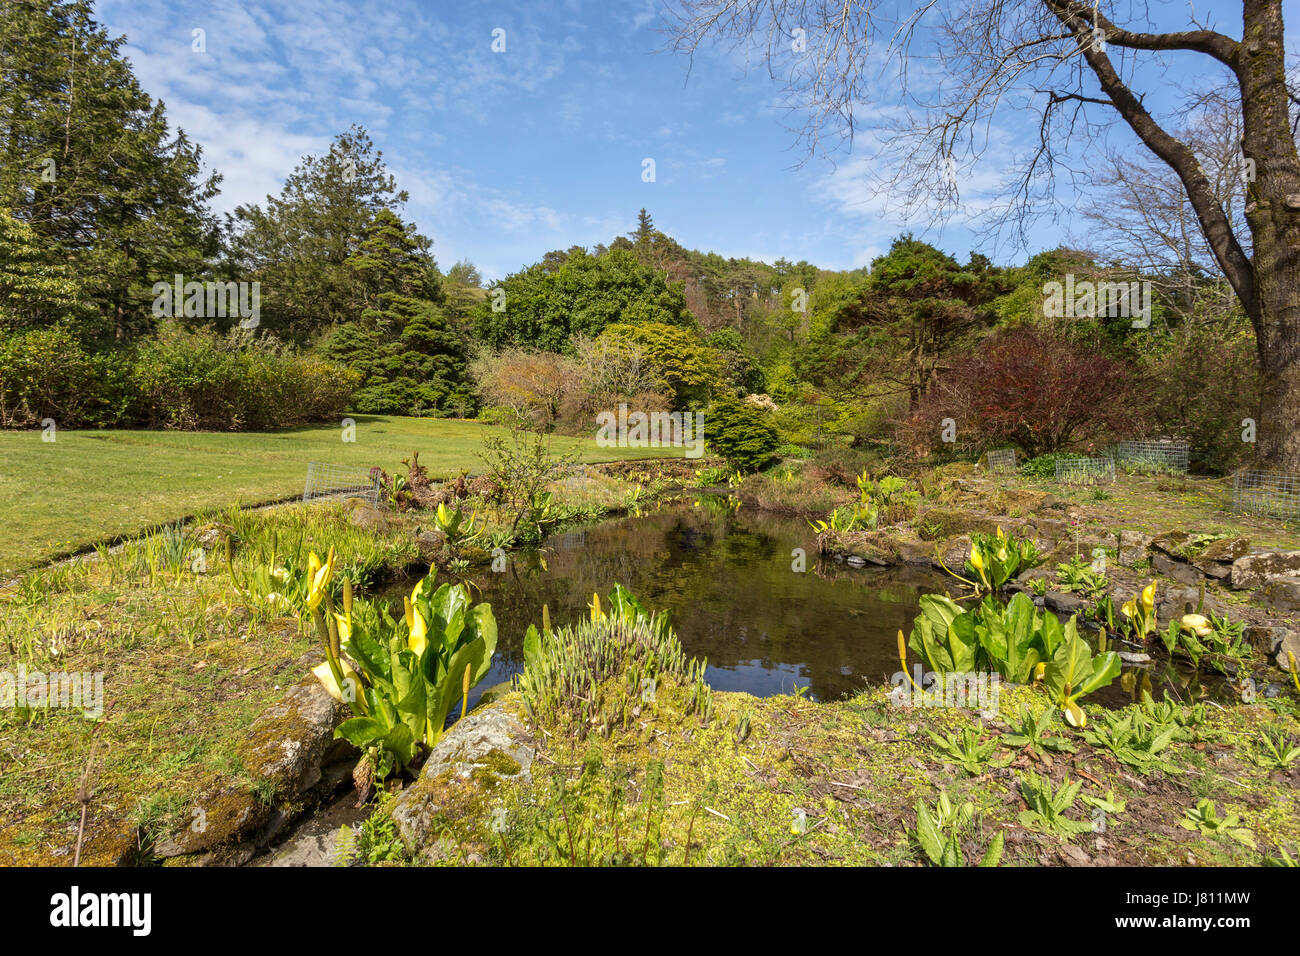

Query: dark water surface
383;499;1241;712
386;499;955;707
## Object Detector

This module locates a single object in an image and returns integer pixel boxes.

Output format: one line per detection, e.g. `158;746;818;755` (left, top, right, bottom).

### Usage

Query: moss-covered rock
152;671;355;863
1231;550;1300;590
390;702;535;860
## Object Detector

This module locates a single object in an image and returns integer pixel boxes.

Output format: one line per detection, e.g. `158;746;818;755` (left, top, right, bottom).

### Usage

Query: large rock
1276;631;1300;672
829;530;897;565
1149;531;1196;558
1151;552;1205;586
1116;530;1154;568
915;508;1003;541
1259;577;1300;613
895;535;936;566
1156;585;1221;621
414;529;447;561
347;500;399;532
1244;625;1293;657
1044;591;1087;616
932;535;972;571
153;671;354;862
1192;536;1251;569
1230;550;1300;590
390;702;536;860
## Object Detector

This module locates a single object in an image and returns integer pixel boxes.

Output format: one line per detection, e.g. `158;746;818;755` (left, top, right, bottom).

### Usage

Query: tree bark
1237;0;1300;469
1047;0;1300;469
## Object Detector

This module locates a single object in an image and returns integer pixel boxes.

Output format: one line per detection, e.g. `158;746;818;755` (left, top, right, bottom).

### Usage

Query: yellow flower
1063;701;1087;728
1121;599;1136;619
306;547;337;611
311;658;358;703
405;596;428;656
332;611;351;642
590;592;603;622
1141;580;1157;613
969;547;985;573
1180;614;1212;638
996;526;1005;540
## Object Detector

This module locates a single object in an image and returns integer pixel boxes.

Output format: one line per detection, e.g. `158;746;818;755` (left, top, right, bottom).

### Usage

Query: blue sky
96;0;1295;281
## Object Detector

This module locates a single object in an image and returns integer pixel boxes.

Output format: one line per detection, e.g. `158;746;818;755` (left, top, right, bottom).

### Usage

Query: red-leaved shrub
901;326;1136;458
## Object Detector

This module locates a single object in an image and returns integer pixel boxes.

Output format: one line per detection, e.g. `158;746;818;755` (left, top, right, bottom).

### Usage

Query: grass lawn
0;415;680;573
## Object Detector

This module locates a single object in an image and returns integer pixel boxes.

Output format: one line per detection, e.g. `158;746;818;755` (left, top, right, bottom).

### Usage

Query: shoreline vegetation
3;449;1298;867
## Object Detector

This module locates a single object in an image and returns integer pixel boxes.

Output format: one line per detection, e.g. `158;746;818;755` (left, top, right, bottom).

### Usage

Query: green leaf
1077;650;1122;695
335;715;389;749
425;636;491;746
1044;619;1092;705
979;831;1005;867
913;800;945;866
522;623;542;673
382;723;416;767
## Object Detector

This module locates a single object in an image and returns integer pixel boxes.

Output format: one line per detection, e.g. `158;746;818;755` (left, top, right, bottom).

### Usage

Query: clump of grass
737;470;852;516
516;610;713;739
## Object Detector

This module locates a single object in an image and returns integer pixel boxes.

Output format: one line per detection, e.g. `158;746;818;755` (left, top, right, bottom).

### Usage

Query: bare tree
1077;82;1274;319
666;0;1300;467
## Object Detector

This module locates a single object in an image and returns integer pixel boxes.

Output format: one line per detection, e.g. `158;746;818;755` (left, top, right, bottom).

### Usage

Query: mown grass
0;415;680;573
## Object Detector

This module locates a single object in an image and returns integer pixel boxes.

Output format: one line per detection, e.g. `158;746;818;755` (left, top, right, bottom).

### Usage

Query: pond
384;498;1239;712
388;498;953;706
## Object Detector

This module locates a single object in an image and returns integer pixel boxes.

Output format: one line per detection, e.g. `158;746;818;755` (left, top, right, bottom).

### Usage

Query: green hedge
0;325;359;430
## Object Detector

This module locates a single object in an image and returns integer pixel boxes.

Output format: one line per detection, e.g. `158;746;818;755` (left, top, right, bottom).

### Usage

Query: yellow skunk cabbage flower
312;658;358;703
590;592;603;622
406;597;429;656
1141;580;1157;613
969;547;985;573
996;526;1005;540
1033;662;1047;682
1121;599;1136;619
1180;614;1212;638
1063;700;1087;728
306;547;337;611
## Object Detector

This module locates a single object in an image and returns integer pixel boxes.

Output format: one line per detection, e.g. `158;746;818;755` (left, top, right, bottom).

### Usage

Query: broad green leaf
1077;650;1122;695
979;831;1005;867
1044;620;1093;705
914;801;945;865
335;716;389;749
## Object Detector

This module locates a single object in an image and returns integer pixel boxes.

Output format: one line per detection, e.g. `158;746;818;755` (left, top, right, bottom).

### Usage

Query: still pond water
386;499;1231;711
390;499;954;707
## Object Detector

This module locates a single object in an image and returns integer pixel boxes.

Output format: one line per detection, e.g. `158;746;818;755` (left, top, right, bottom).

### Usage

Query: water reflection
386;500;955;706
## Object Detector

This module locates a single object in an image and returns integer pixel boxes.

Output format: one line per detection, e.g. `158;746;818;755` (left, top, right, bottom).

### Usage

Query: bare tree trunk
1239;0;1300;469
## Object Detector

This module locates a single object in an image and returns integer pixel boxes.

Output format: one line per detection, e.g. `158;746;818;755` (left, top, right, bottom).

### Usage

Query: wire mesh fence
1231;470;1300;519
303;461;381;504
1054;456;1116;485
985;448;1018;474
1113;439;1190;474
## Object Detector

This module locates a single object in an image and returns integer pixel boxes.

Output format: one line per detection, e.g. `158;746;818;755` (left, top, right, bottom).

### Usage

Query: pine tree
227;126;406;341
0;0;220;340
321;209;470;416
631;208;655;247
0;207;91;330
